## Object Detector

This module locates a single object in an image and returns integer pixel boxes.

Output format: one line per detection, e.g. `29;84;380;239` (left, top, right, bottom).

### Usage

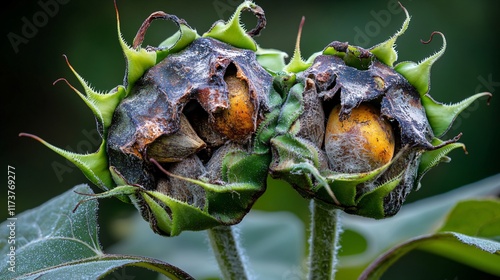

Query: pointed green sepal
289;162;339;205
271;134;323;171
355;173;404;219
109;166;129;186
59;56;126;132
72;184;139;212
107;167;133;203
369;3;410;66
394;31;447;96
143;190;220;236
146;156;268;235
253;108;281;155
323;155;397;207
283;17;312;73
256;47;288;74
203;1;265;51
141;192;174;235
78;185;138;201
19;134;115;190
422;92;492;137
115;3;157;92
155;16;199;62
417;138;467;183
275;83;305;134
221;152;271;187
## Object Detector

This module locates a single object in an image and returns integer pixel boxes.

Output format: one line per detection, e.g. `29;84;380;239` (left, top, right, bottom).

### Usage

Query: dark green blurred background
2;0;499;278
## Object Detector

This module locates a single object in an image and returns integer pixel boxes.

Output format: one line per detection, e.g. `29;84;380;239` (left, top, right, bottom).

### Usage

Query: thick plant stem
307;200;342;280
207;225;249;280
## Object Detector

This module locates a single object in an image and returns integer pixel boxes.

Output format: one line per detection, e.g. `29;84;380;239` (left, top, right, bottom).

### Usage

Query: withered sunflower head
268;5;491;218
20;1;279;236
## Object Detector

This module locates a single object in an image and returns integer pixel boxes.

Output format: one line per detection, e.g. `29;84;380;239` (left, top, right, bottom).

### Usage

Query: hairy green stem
207;225;249;280
307;200;342;280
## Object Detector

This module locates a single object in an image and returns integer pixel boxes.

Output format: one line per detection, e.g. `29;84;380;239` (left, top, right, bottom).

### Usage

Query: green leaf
108;210;304;280
336;174;500;279
0;185;100;277
438;200;500;239
357;198;500;279
12;256;194;280
359;232;500;280
0;185;193;279
420;233;500;274
108;177;500;279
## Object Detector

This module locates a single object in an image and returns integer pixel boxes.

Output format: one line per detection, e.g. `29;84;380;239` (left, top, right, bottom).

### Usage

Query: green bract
21;1;283;237
268;4;491;218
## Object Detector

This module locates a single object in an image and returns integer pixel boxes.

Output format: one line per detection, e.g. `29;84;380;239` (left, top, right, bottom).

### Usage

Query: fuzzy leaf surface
0;185;193;280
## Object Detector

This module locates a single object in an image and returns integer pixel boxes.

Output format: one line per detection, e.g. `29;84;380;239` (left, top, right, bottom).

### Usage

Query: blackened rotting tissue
107;37;272;192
